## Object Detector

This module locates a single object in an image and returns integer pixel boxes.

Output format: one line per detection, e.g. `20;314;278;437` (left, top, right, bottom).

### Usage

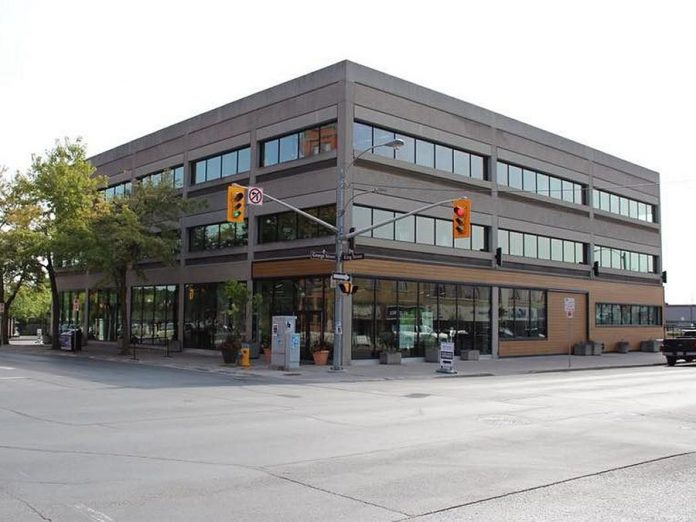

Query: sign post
564;297;576;368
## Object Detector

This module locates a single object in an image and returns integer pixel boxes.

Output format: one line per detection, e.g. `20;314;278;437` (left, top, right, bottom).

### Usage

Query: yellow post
240;346;250;368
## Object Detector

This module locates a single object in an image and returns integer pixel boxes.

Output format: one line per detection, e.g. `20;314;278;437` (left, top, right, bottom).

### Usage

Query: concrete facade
57;61;664;362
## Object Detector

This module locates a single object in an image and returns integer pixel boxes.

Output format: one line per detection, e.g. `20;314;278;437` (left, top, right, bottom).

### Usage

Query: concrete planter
591;341;603;356
616;341;630;353
640;340;660;353
425;346;440;362
380;351;402;365
461;349;480;361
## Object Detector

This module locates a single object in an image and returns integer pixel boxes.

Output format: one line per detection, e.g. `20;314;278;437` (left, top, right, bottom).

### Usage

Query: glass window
279;134;299;163
600;191;610;211
549;177;562;199
318;206;336;231
221;151;237;177
372;209;394;240
299;127;320;158
498;230;509;255
610;248;621;269
374;128;396;158
415;140;435;168
575;243;584;264
523;169;536;192
263;140;279;167
416;216;434;245
319;123;337;153
471;225;485;251
455;150;471;177
206;155;221;181
592;189;600;208
205;224;219;249
638;202;648;221
470;155;484;180
610;194;620;214
277;212;297;241
538;236;550;260
509;231;523;256
237;147;250;173
395;134;415;163
574;184;583;204
648;255;654;273
395;214;415;242
297;208;319;239
630;252;639;272
513;289;530;337
194;160;207;184
551;238;563;261
508;165;522;189
524;234;537;258
619;197;629;216
353;122;373;152
530;290;546;338
259;215;277;243
435;219;453;247
496;161;507;185
190;227;206;251
173;166;184;188
563;240;575;263
646;205;654;223
435;145;453;172
629;199;638;219
353;206;372;237
562;180;574;202
537;174;550;197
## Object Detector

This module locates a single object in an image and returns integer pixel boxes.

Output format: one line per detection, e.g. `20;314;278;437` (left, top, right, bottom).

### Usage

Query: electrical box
271;316;299;370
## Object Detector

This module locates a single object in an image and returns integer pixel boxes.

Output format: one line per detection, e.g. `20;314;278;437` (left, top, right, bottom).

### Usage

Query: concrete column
491;286;499;358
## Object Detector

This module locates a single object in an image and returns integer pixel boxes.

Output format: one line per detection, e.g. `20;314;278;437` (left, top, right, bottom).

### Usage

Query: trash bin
59;330;75;351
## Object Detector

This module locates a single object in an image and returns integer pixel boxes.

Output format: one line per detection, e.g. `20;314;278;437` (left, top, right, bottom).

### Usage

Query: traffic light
227;185;246;223
452;198;471;239
592;261;600;276
661;270;667;283
495;247;502;266
338;282;359;295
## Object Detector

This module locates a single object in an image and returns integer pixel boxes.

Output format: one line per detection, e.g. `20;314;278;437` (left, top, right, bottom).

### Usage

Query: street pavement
1;341;692;521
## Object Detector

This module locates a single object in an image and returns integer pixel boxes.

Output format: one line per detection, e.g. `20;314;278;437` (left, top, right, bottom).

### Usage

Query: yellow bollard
239;347;250;368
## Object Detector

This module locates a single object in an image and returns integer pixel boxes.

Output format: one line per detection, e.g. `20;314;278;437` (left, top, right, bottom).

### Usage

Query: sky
1;0;694;303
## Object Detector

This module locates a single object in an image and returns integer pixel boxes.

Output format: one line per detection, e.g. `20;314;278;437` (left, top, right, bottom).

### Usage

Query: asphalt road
1;350;695;521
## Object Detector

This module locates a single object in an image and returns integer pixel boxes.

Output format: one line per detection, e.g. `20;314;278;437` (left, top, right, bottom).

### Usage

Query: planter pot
591;341;603;356
616;341;630;354
640;340;660;353
312;350;330;366
221;348;237;364
425;346;440;362
380;351;402;365
573;342;593;356
461;349;480;361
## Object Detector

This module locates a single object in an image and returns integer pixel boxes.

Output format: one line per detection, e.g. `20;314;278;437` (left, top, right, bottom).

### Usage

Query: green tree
0;168;44;344
16;138;103;349
84;172;195;354
11;279;51;325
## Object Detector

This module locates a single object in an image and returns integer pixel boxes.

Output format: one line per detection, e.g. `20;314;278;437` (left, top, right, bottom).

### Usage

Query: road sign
247;186;264;206
310;250;337;260
564;297;575;319
332;273;351;281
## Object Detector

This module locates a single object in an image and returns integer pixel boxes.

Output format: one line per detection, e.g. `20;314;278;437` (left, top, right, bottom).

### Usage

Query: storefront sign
437;341;456;374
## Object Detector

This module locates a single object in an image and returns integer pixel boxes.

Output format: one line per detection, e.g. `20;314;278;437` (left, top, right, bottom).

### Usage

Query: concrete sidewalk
1;337;667;383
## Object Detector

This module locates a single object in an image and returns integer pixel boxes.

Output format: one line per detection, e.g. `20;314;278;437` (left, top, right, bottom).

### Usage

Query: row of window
353;122;486;180
497;161;584;205
131;285;178;345
499;288;547;339
595;303;662;326
194;146;251;185
594;246;655;273
499;229;585;264
103;181;132;199
261;123;337;167
258;205;336;244
189;221;248;252
142;166;184;189
353;205;488;252
592;189;655;222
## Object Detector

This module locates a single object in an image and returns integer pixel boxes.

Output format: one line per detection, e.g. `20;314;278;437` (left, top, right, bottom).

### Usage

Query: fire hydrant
239;346;250;368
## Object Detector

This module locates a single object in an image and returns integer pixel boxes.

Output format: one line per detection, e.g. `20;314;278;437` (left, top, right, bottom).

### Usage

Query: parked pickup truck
661;330;696;366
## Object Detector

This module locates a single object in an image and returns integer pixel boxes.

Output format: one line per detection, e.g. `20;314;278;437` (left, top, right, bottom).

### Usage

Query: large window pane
416;216;434;245
471;225;485;251
455;151;472;177
562;180;574;202
551;238;563;261
353;206;372;237
372;209;394;240
206;156;221;181
563;240;575;263
279;134;299;163
263;140;279;167
259;215;277;243
277;212;297;241
496;161;507;185
353;122;372;152
237;147;250;173
395;134;415;163
509;231;523;256
374;128;396;158
435;219;453;247
319;123;337;153
300;128;321;157
524;234;537;258
498;229;509;254
352;277;375;359
471;155;484;180
523;169;536;192
374;279;397;353
549;177;562;199
395;214;415;242
435;145;453;172
194;160;206;184
415;140;435;168
397;281;419;355
537;173;550;197
610;194;620;214
508;165;522;189
538;236;550;260
221;151;238;177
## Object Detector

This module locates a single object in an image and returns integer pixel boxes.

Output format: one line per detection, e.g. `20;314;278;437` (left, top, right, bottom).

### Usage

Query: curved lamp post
331;138;404;371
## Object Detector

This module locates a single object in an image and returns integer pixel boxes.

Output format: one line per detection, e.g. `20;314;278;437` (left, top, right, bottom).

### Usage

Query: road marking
0;366;16;370
73;503;114;522
0;376;26;380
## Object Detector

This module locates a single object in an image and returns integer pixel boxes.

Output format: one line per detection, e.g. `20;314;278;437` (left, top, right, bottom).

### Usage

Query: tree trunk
0;276;6;345
47;256;60;350
117;271;130;355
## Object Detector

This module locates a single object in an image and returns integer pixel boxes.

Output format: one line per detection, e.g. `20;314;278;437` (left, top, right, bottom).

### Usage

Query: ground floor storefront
56;258;665;362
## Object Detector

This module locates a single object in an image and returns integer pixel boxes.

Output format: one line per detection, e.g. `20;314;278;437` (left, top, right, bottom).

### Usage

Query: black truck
661;330;696;366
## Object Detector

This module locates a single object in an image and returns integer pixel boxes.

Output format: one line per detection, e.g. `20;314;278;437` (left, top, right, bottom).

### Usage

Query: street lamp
331;137;404;371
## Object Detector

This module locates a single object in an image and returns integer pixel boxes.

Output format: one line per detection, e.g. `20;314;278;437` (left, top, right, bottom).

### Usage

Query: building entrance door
298;311;323;360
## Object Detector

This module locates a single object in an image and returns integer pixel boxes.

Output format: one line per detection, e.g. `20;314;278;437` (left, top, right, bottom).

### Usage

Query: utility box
271;316;299;370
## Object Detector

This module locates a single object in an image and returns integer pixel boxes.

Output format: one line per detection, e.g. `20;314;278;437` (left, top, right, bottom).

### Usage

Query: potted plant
221;280;258;364
311;342;330;365
219;334;241;364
